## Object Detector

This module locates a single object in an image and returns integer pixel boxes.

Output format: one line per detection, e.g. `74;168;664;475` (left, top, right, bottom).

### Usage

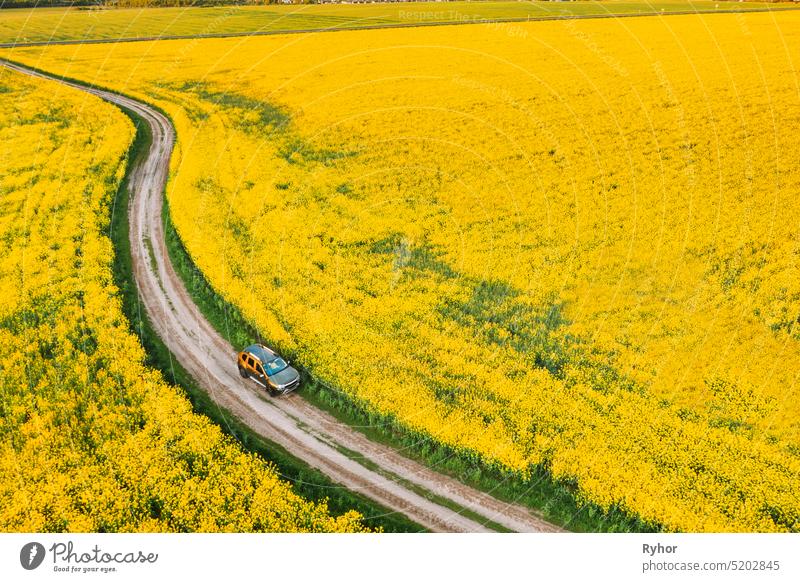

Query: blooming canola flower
6;10;800;531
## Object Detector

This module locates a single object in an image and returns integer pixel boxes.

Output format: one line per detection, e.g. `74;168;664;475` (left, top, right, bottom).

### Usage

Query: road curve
2;59;561;533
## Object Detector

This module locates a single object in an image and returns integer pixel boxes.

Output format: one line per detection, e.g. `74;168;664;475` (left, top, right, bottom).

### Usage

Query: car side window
246;356;254;368
255;364;265;376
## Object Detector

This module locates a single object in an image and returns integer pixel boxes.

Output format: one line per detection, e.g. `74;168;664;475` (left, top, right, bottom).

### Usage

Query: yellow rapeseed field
6;10;800;531
0;68;366;532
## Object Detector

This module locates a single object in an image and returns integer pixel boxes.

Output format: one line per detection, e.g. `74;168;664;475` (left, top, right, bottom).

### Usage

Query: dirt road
2;60;562;533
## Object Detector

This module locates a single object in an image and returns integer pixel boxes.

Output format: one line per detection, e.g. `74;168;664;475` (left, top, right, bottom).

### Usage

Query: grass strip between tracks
320;436;514;533
110;108;423;533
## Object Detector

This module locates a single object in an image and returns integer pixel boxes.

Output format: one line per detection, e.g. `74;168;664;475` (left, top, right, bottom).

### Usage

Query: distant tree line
0;0;280;9
2;0;798;10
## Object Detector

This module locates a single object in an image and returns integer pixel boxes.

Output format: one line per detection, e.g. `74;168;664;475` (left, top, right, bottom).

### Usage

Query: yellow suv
237;344;300;396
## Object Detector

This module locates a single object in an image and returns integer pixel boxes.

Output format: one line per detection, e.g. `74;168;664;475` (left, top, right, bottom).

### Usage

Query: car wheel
268;387;279;397
238;366;247;378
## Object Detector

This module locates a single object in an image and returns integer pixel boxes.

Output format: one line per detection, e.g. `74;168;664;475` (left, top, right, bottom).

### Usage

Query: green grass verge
110;108;423;534
160;179;658;534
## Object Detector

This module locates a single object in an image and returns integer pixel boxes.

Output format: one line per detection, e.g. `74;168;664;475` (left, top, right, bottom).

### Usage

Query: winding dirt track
2;60;561;533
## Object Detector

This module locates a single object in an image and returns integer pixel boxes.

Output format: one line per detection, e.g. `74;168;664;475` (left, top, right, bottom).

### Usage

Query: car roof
243;344;278;364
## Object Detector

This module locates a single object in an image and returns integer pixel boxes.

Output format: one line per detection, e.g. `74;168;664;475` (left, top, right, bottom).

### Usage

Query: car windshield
265;357;288;376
